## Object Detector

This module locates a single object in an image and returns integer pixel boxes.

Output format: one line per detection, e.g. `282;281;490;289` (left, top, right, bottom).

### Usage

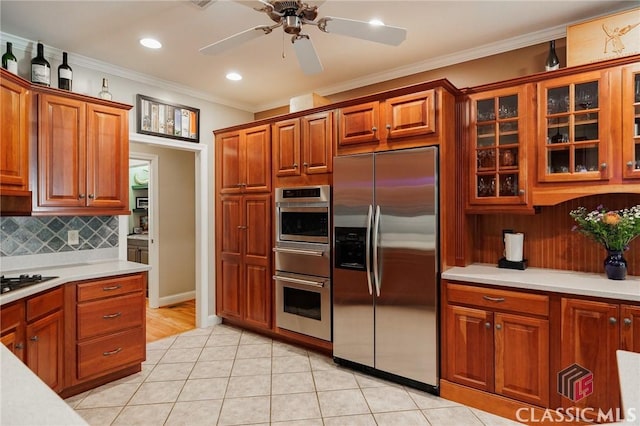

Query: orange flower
602;211;621;226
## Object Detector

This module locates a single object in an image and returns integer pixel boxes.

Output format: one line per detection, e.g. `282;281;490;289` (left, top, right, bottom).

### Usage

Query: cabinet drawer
26;287;63;322
77;274;143;302
1;301;24;333
77;293;144;340
77;327;145;380
447;283;549;317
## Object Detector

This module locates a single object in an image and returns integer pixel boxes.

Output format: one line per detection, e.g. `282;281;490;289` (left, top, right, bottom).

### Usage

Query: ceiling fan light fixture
283;15;302;34
226;72;243;81
140;38;162;49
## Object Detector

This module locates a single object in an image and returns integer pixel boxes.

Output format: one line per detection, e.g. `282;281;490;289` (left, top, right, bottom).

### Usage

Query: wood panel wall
471;193;640;276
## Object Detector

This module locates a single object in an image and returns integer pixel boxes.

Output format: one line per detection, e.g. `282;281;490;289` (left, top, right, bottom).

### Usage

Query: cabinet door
86;103;128;209
495;313;549;407
302;111;333;175
0;72;30;192
384;90;436;140
622;63;640;180
243;194;272;329
217;130;242;194
38;94;86;207
127;246;138;262
537;71;610;182
273;118;301;177
560;298;619;415
139;247;149;265
468;86;530;207
338;102;380;147
217;195;243;319
26;310;64;392
445;305;494;392
244;124;271;193
621;304;640;352
0;301;25;361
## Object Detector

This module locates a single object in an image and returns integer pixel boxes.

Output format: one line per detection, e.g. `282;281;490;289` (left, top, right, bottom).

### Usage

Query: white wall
2;33;254;318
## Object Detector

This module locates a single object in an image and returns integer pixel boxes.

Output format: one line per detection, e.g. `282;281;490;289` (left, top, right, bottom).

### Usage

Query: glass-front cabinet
468;85;531;208
537;70;610;182
622;63;640;180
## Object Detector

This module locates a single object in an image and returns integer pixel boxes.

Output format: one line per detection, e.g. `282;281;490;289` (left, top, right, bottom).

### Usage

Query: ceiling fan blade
318;16;406;46
199;26;271;55
235;0;273;12
292;35;323;75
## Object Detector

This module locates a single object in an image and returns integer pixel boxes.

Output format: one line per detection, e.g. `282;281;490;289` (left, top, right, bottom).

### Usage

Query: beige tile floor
65;324;524;426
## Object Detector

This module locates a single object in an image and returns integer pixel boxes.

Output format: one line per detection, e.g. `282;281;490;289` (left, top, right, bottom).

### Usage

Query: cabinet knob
293;163;298;169
79;194;85;199
624;318;632;326
30;336;39;342
485;322;491;329
609;316;617;324
372;126;377;132
518;189;525;195
88;194;95;199
303;162;309;167
386;124;391;130
236;183;243;187
15;343;24;350
600;163;607;170
628;161;634;167
496;324;502;330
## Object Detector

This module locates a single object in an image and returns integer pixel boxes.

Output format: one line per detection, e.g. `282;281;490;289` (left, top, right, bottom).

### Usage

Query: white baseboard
157;291;196;307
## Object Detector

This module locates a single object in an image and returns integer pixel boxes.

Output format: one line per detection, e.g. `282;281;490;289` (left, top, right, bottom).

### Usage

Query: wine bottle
31;41;51;86
98;78;112;100
2;42;18;75
545;40;560;72
58;51;72;91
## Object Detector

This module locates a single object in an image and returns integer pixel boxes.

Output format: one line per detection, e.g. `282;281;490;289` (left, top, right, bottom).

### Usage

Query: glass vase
604;250;627;280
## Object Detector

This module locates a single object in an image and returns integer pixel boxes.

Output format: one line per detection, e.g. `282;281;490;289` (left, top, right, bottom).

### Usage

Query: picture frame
136;94;200;143
136;197;149;209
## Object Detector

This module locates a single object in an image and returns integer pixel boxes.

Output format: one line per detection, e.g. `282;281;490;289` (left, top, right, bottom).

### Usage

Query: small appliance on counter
498;229;527;270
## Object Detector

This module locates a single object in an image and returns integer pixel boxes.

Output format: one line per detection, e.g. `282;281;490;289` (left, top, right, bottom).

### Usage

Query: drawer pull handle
482;295;505;303
103;284;122;291
103;312;122;319
103;347;123;356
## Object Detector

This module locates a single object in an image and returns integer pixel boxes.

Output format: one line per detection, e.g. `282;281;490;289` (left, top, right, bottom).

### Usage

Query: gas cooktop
1;274;58;294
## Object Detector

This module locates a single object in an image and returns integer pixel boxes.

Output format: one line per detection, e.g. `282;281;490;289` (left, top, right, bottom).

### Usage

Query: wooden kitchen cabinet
621;62;640;180
443;281;549;407
33;90;131;215
64;273;146;393
216;194;272;330
558;298;640;417
337;90;437;155
216;124;271;194
273;111;333;186
466;85;534;212
0;287;64;392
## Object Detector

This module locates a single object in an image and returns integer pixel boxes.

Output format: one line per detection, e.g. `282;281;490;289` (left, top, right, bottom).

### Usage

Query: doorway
119;135;211;329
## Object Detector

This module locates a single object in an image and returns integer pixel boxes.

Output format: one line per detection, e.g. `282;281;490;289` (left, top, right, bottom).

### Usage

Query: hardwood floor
145;299;196;342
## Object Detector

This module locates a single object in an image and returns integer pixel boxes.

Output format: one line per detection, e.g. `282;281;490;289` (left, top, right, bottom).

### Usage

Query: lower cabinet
0;287;64;392
443;281;549;407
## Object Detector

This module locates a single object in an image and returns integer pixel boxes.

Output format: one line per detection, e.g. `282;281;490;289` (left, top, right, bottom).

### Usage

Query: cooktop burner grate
1;274;58;294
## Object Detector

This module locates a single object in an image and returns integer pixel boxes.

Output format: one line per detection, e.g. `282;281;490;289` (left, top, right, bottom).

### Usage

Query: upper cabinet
216;124;271;194
33;92;130;215
536;70;611;183
467;85;534;211
273;111;333;186
337;90;437;155
0;69;30;194
622;62;640;180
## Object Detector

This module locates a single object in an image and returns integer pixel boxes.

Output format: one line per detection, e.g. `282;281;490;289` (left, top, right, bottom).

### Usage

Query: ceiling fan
199;0;407;75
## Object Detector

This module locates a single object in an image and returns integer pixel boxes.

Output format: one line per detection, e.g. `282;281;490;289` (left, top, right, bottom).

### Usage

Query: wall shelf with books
136;94;199;143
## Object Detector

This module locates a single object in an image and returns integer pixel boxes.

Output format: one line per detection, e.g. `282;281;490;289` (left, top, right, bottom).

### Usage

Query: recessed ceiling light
140;38;162;49
226;72;242;81
369;19;385;26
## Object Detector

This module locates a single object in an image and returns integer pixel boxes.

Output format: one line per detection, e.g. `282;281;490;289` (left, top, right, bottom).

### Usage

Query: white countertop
442;264;640;302
0;345;88;426
0;260;151;306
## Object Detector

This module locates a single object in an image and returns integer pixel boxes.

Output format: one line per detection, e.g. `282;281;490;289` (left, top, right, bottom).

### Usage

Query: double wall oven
273;185;331;341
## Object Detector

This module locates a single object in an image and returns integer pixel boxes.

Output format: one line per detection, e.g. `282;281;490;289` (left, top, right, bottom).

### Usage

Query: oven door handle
272;275;325;288
272;247;325;257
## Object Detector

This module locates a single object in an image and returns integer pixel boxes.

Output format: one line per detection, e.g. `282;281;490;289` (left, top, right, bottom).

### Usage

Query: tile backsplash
0;216;119;257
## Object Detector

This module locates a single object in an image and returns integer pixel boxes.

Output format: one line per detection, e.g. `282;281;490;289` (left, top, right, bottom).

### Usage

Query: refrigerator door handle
365;204;373;296
372;205;381;297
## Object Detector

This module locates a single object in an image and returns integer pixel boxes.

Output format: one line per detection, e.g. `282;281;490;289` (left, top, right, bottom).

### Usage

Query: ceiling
0;1;635;112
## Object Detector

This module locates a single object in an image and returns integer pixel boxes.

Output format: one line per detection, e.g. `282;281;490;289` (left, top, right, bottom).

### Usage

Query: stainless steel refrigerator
332;146;438;391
